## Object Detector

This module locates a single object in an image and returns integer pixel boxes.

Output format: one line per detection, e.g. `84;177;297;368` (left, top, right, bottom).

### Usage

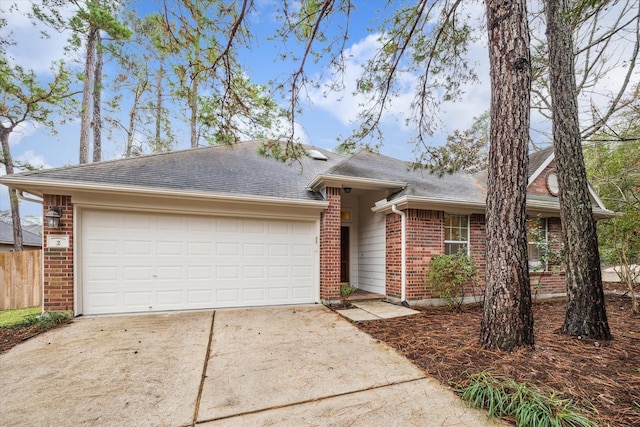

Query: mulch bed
0;321;71;355
355;285;639;427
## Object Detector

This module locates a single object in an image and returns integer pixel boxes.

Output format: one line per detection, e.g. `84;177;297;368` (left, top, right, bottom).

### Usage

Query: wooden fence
0;250;42;310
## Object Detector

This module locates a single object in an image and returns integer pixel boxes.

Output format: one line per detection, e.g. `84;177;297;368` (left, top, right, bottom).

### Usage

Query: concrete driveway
1;305;499;426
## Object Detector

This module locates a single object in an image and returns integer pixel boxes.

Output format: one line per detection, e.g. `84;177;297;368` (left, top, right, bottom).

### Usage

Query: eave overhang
371;195;616;220
371;196;486;214
307;174;406;192
0;176;329;211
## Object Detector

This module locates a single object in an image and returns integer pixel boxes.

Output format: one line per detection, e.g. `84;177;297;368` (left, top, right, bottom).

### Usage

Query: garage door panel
82;210;317;314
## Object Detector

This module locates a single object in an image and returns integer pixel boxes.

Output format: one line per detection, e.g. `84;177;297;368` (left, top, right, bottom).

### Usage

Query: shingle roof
473;146;554;187
7;141;342;201
328;150;486;203
0;221;42;247
2;141;558;208
528;146;554;178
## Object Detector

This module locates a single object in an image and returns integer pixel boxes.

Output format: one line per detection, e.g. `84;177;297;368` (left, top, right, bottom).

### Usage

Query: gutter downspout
391;204;409;307
17;190;43;204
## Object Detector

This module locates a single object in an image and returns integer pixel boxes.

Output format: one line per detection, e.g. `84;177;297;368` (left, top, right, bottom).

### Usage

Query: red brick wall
405;210;444;300
469;214;487;295
320;187;341;301
386;210;444;300
529;160;557;197
42;195;74;312
386;208;566;304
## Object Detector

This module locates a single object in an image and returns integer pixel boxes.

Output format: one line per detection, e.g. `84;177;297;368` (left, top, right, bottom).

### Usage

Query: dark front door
341;226;349;282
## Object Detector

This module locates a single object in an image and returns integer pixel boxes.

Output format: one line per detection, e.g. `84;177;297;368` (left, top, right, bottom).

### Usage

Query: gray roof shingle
328;150;486;203
3;141;558;208
9;141;342;201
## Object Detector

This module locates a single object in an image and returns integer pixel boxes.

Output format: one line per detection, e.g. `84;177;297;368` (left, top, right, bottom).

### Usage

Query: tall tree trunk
80;25;97;164
125;81;145;157
189;76;198;148
546;0;611;340
480;0;534;351
155;64;163;151
1;127;23;251
92;31;103;163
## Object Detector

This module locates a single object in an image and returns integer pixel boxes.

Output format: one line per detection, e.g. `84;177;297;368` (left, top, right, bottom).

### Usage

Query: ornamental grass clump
458;371;598;427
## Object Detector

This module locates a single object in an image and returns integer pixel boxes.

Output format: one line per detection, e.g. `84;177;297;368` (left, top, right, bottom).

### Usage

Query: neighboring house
0;141;614;316
0;221;42;252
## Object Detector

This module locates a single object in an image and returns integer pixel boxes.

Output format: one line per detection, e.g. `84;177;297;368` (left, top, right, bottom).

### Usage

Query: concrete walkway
337;300;421;321
1;305;500;426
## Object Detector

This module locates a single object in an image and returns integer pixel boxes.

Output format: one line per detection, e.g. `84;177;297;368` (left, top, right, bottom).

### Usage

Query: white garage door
81;209;317;315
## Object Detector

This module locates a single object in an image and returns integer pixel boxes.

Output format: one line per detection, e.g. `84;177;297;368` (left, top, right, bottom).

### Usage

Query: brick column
385;213;402;299
320;187;341;301
42;195;74;312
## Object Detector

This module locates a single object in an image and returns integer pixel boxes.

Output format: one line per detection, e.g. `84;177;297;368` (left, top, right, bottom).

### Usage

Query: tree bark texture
155;65;163;151
92;31;103;163
480;0;534;351
189;71;198;148
1;127;23;251
79;25;97;164
545;0;611;339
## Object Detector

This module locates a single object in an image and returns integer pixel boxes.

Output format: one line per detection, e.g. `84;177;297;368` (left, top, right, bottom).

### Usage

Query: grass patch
458;371;598;427
0;307;41;328
0;308;71;329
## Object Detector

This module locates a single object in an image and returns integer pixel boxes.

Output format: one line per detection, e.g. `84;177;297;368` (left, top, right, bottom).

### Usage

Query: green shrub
458;371;598;427
427;249;478;309
340;284;357;298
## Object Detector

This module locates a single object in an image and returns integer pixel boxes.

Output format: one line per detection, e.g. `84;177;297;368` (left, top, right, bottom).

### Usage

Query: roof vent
308;149;328;161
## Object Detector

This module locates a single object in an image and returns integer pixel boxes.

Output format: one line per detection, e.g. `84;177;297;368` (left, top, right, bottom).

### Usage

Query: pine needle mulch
356;293;640;427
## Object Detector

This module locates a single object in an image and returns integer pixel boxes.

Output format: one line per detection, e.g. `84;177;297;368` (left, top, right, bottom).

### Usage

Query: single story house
0;141;614;316
0;221;42;252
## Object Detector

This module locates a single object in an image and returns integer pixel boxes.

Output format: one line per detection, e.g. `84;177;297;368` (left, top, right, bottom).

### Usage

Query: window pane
527;217;547;244
459;226;468;240
445;242;467;255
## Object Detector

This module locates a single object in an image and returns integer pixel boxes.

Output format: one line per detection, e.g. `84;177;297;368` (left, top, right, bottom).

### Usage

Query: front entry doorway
340;226;349;283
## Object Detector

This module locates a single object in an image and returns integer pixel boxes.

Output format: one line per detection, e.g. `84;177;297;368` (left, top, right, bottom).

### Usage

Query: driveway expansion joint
192;310;216;427
194;376;427;425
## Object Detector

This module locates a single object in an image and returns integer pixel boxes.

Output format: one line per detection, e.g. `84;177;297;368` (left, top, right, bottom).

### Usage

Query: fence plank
0;251;42;310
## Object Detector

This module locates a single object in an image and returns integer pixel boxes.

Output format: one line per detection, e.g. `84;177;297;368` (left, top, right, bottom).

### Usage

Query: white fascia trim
0;178;329;210
372;195;614;219
307;174;406;192
588;185;609;211
371;196;486;214
528;152;555;186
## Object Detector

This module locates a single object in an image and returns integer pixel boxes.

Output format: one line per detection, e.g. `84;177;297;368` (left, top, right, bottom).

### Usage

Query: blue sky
1;0;637;220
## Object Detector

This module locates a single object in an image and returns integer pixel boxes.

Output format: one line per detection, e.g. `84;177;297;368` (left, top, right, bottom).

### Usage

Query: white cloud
306;33;418;129
1;2;79;74
15;150;52;171
7;122;39;146
306;30;491;145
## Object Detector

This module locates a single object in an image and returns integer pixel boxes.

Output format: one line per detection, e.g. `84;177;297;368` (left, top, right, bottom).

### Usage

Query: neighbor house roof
0;221;42;247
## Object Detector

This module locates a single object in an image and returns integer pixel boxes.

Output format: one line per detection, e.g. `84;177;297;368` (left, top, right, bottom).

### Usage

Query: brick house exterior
1;142;614;315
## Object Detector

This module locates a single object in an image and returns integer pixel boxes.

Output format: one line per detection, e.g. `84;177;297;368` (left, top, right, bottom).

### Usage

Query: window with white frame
444;214;469;255
527;217;548;271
